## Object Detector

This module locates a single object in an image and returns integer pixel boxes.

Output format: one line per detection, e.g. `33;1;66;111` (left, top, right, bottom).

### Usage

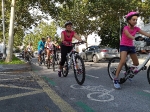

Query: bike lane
35;61;150;112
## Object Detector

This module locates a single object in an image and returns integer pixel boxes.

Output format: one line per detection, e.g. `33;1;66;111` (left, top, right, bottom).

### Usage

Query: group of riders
24;21;84;77
24;11;150;89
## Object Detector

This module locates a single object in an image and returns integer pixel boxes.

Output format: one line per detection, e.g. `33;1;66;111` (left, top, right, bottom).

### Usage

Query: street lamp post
2;0;6;59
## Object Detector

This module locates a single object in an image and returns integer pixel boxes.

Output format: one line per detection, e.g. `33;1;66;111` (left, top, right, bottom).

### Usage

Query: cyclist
38;37;46;64
114;11;150;89
25;42;33;57
58;21;83;77
45;36;55;62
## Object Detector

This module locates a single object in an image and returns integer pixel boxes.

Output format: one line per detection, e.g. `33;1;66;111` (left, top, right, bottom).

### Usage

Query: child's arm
124;29;135;40
138;30;150;37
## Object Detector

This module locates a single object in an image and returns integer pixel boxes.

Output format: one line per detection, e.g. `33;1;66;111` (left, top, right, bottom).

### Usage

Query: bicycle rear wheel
73;55;85;85
47;59;50;69
52;55;55;71
147;66;150;84
62;61;69;77
108;57;128;83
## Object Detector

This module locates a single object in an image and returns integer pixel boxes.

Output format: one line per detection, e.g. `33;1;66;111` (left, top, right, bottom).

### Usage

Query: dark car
0;52;2;59
79;45;119;63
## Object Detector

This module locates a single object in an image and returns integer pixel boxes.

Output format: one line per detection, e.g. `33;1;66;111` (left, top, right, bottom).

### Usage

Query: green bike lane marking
42;76;56;86
137;90;150;98
76;101;95;112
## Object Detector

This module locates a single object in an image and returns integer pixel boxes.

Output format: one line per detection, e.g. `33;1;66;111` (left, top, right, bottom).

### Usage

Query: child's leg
115;51;128;79
47;49;50;59
130;53;139;66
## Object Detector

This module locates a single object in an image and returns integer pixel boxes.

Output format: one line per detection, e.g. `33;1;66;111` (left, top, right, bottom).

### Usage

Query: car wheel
93;55;98;63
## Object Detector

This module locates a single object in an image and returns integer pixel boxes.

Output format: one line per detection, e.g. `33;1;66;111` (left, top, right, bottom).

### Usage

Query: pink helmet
126;11;139;20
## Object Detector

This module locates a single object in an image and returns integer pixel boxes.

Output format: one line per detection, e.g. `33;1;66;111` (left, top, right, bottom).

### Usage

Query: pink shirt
120;26;140;46
62;30;75;42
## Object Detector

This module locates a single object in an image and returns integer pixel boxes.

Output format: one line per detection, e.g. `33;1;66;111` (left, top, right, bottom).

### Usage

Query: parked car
79;45;119;63
14;52;22;58
0;52;3;59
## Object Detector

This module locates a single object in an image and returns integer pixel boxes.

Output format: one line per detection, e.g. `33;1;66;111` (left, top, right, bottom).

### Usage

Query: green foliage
0;55;25;64
23;21;58;51
1;0;150;50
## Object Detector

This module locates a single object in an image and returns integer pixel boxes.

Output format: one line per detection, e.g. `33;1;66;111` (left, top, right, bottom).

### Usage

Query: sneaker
58;71;61;77
113;79;121;89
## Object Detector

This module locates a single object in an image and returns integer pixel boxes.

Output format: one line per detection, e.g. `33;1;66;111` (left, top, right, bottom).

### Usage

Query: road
0;58;150;112
32;58;150;112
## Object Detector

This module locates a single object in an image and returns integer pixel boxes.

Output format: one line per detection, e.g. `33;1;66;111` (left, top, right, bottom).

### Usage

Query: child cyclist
58;21;83;77
45;36;56;61
114;11;150;89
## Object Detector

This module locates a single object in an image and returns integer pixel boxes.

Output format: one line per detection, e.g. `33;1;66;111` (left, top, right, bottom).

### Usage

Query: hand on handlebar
81;40;86;44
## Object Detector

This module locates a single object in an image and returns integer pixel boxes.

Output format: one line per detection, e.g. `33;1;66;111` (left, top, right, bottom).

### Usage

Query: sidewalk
0;63;31;72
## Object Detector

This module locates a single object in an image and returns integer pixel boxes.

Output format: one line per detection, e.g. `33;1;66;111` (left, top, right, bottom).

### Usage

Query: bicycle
25;51;32;64
62;41;86;85
46;51;55;71
107;54;149;84
38;50;46;66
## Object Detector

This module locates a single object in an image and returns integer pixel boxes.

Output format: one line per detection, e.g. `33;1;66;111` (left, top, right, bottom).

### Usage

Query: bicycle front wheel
62;61;69;77
47;59;50;69
108;57;128;80
147;66;150;84
73;55;85;85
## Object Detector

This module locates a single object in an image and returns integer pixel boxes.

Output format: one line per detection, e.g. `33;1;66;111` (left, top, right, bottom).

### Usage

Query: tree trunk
5;0;15;62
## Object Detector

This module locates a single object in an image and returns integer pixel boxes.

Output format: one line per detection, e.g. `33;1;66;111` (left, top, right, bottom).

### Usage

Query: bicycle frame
127;53;150;73
67;43;78;70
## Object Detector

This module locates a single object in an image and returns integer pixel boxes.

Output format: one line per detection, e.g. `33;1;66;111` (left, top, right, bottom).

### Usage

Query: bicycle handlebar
72;41;86;45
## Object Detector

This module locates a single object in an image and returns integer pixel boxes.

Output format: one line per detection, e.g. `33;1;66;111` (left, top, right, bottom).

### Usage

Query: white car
79;45;119;63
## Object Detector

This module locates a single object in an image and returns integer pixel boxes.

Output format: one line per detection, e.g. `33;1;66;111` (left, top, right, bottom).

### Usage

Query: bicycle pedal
128;74;134;78
128;78;132;82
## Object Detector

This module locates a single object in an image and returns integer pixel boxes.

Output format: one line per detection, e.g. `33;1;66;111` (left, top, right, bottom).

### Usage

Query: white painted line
86;74;99;78
0;90;44;101
0;84;42;91
70;84;114;102
143;90;150;94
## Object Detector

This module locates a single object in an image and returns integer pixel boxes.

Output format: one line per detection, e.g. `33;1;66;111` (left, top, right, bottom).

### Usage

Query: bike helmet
65;21;73;27
126;11;139;21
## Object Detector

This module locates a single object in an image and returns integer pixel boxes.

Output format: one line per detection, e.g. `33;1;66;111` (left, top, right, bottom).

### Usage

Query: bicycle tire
147;66;150;84
108;57;128;83
52;55;55;71
73;55;85;85
47;59;50;69
62;61;69;77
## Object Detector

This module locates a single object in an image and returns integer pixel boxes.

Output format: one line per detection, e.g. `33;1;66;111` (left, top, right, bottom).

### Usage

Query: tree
23;21;58;51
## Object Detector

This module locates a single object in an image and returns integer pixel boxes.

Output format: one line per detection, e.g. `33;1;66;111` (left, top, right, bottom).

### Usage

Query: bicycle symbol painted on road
70;84;114;102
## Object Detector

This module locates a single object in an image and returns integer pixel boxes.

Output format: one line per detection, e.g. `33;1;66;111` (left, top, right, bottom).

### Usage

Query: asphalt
0;63;31;72
0;54;149;72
